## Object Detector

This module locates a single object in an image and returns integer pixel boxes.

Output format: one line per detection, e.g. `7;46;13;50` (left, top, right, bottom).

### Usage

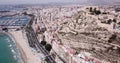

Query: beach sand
9;30;41;63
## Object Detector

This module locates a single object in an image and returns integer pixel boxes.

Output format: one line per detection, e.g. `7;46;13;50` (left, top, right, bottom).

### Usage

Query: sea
0;34;24;63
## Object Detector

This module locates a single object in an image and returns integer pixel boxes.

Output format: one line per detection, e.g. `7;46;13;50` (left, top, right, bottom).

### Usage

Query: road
25;25;56;63
24;14;56;63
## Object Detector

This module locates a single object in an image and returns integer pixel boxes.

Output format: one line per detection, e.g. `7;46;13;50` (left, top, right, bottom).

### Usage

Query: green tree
113;19;117;23
95;10;101;15
110;34;117;40
89;7;93;12
108;34;117;43
118;22;120;25
41;41;46;46
2;28;8;32
45;44;52;51
107;19;112;24
94;8;97;12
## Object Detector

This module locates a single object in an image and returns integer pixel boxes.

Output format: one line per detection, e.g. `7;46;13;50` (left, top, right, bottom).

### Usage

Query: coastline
8;30;40;63
0;31;27;63
8;32;27;63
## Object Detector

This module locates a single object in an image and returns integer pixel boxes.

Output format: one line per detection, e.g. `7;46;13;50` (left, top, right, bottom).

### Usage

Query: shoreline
9;33;27;63
0;31;27;63
8;30;40;63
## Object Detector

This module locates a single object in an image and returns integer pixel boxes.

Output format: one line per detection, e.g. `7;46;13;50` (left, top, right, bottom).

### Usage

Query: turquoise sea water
0;34;24;63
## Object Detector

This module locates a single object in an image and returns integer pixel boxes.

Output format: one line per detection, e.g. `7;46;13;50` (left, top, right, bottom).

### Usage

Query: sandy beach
9;30;40;63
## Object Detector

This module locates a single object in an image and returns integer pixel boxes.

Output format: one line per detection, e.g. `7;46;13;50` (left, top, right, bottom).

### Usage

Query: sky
0;0;85;4
0;0;120;5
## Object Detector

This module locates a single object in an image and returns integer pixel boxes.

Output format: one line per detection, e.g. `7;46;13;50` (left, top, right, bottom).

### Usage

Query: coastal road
25;14;56;63
25;26;56;63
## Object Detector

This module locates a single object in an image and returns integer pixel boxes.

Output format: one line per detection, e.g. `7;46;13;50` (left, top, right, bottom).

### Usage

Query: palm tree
45;44;52;51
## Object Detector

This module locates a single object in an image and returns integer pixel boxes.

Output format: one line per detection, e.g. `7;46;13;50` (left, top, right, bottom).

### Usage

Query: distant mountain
76;0;120;5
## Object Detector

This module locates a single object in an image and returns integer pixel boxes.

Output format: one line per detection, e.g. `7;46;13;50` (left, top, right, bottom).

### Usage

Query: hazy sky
0;0;120;5
0;0;86;4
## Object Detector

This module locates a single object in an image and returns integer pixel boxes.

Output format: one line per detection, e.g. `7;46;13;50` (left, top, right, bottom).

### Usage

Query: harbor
0;15;30;26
